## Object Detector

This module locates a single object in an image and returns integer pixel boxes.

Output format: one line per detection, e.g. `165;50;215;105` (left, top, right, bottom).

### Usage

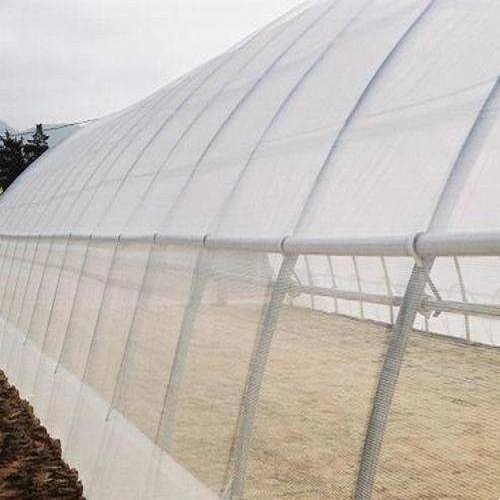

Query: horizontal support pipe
416;231;500;257
204;235;284;253
1;230;500;258
298;285;402;307
283;234;414;256
297;284;500;319
423;296;500;318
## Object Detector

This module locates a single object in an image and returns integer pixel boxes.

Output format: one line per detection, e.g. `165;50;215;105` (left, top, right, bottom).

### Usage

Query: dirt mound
0;370;84;499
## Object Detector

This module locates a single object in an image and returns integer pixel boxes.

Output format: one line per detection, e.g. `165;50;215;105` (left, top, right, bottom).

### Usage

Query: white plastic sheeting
0;0;499;498
1;0;500;240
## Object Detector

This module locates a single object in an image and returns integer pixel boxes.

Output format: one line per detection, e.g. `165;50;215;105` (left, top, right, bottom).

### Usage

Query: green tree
24;124;49;165
0;131;27;191
0;124;50;193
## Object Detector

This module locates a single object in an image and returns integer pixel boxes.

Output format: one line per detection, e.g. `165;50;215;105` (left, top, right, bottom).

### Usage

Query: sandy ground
157;304;500;499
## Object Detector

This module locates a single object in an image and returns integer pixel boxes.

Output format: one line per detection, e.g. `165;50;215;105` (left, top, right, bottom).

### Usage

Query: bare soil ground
0;370;84;499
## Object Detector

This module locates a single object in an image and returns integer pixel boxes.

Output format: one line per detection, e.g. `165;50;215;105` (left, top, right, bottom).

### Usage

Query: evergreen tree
24;124;49;166
0;124;50;193
0;131;27;191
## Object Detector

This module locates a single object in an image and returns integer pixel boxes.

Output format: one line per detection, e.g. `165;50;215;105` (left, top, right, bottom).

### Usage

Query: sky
0;0;305;130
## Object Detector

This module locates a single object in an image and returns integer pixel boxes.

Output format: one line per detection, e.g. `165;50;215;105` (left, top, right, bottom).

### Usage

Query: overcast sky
1;0;304;130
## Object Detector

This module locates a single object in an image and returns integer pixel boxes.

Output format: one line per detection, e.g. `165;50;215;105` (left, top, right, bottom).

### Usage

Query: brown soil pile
0;370;84;499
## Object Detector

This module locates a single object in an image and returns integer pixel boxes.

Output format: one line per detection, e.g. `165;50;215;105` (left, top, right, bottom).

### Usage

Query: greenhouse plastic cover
0;0;499;498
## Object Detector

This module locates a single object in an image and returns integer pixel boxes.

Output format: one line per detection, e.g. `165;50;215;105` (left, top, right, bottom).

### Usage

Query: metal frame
5;230;500;258
0;3;496;500
13;235;41;329
354;75;500;500
23;237;55;345
355;261;431;499
0;240;27;354
156;249;209;450
58;237;121;486
453;256;471;341
352;256;365;319
31;237;72;392
0;240;18;348
107;238;158;419
295;282;500;320
0;73;497;500
45;237;92;429
228;255;298;499
3;240;29;330
380;256;394;324
327;255;339;314
304;255;316;309
52;237;93;374
0;231;499;498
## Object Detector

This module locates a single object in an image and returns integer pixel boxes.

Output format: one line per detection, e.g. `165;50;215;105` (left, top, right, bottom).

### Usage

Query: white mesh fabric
0;1;500;498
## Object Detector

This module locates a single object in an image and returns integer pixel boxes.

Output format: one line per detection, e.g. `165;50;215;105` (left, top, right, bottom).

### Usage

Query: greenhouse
0;0;499;498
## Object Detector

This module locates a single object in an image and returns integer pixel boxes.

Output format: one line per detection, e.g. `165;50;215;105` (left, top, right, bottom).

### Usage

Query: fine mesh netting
0;239;499;498
0;0;500;498
378;330;500;499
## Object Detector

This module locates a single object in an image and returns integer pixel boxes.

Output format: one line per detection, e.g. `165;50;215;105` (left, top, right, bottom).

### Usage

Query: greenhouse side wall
0;233;498;498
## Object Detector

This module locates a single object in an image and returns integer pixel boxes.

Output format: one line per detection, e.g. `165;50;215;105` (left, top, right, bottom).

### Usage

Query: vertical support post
0;240;27;356
14;236;41;329
63;236;120;462
424;315;430;333
355;77;499;499
156;249;209;449
0;238;13;295
453;256;471;342
32;237;72;384
327;256;339;314
0;240;22;366
354;260;431;500
87;238;157;496
0;240;16;308
304;255;315;309
107;238;157;419
352;256;365;320
4;240;29;330
24;237;55;345
380;257;394;324
228;254;298;500
0;240;18;345
6;239;41;373
37;238;72;352
10;237;42;381
79;237;120;384
53;237;92;373
46;236;91;431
